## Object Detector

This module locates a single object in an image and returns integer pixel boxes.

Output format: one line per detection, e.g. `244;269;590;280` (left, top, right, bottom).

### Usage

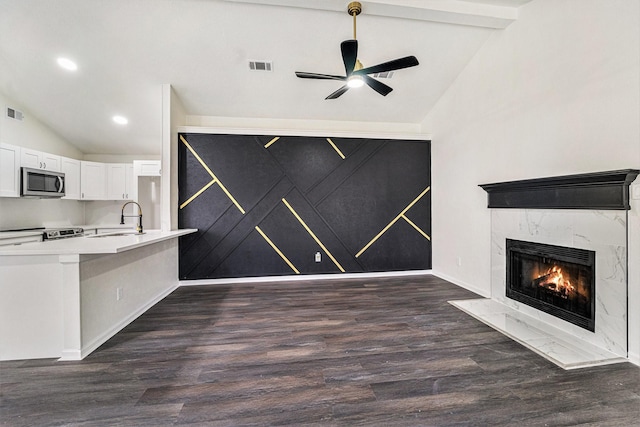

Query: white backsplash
83;200;130;226
0;198;84;230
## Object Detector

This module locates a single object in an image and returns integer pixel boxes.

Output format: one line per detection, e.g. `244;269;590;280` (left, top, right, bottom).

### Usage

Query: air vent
371;71;394;79
249;60;273;72
6;107;24;121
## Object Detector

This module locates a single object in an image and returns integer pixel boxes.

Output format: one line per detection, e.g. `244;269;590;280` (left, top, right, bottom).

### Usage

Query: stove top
42;227;84;240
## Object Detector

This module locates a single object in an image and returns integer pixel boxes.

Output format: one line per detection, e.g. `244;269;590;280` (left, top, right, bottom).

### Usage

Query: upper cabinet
0;143;21;197
133;160;161;176
106;163;134;200
82;162;135;201
0;143;155;201
21;148;61;172
80;161;107;200
61;157;81;200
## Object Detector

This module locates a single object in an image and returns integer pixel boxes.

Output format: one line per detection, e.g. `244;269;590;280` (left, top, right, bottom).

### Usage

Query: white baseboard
629;351;640;367
431;270;490;298
179;270;433;287
78;284;178;359
59;349;82;361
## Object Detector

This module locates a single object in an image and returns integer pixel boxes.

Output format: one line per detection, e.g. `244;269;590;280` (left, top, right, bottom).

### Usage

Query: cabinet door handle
43;162;46;169
82;193;84;198
39;162;42;168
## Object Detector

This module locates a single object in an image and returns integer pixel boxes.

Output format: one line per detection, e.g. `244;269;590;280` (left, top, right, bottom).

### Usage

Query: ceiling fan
295;1;419;100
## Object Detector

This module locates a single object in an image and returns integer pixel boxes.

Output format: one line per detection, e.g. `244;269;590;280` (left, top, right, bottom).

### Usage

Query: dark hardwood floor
1;275;639;426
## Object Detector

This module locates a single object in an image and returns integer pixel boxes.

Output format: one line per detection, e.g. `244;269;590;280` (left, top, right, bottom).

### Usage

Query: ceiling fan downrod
348;1;362;40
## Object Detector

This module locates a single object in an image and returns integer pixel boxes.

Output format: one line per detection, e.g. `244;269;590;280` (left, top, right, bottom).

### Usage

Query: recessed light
113;115;128;125
57;57;78;71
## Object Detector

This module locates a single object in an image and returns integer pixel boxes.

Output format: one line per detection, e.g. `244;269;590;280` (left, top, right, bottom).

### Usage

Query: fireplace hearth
506;239;595;331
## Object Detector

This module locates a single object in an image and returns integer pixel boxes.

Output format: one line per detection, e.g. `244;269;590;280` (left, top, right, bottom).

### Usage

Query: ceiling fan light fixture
347;75;364;88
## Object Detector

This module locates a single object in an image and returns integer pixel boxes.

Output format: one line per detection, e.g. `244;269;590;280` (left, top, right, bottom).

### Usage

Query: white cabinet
61;157;81;200
21;148;61;172
107;163;134;200
0;143;20;197
80;161;107;200
133;160;161;176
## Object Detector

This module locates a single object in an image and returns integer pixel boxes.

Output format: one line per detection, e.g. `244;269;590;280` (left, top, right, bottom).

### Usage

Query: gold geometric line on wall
401;214;431;241
264;137;280;148
255;226;300;274
281;198;346;273
326;138;346;159
179;135;246;214
355;186;431;258
179;180;216;210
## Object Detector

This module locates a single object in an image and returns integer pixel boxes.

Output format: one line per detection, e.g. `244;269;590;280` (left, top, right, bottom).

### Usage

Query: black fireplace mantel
479;169;639;210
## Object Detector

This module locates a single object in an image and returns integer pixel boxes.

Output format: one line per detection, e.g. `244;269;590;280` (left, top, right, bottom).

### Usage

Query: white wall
83;154;159;163
0;92;82;159
423;0;640;360
629;179;640;364
162;84;186;231
0;92;86;230
0;90;162;230
186;115;423;137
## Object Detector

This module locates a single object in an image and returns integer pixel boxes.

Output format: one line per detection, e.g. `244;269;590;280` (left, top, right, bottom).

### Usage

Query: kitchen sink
86;231;145;238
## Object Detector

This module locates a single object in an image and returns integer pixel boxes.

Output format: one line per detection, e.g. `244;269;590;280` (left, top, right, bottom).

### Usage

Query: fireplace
465;170;639;367
506;239;596;332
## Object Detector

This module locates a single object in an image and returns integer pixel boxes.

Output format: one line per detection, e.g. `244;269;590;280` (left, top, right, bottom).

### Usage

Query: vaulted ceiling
0;0;532;155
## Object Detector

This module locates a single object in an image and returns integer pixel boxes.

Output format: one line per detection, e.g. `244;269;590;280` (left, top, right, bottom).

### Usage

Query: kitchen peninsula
0;229;196;361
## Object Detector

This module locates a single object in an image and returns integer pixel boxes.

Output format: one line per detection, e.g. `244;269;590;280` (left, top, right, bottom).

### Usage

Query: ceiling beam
223;0;520;29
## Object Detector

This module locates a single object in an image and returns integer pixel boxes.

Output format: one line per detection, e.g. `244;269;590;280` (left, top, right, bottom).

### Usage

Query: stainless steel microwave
21;167;65;198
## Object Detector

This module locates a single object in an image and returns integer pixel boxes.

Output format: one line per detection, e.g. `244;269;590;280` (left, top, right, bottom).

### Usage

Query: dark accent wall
178;133;431;279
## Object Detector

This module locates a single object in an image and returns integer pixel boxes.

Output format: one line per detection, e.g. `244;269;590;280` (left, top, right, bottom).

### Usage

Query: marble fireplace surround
452;170;639;369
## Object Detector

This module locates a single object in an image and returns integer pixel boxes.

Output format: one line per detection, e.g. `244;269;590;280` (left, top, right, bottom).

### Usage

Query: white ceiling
0;0;531;155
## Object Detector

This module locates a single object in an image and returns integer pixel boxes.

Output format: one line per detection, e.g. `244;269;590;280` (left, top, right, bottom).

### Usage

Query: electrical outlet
116;287;123;301
315;252;321;262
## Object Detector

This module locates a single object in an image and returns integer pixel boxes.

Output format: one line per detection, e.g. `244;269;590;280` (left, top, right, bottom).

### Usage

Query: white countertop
0;224;130;240
0;230;43;239
0;229;197;256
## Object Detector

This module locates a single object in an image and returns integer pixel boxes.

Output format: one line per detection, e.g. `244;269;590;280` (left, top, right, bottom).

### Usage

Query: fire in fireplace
506;239;596;331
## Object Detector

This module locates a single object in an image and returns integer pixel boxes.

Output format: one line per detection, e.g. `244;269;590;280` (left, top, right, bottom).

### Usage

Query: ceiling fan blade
325;85;350;100
362;75;393;96
295;72;346;80
340;39;358;76
354;56;419;75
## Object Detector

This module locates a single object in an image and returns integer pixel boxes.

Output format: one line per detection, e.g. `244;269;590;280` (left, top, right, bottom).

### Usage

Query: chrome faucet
120;201;143;234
